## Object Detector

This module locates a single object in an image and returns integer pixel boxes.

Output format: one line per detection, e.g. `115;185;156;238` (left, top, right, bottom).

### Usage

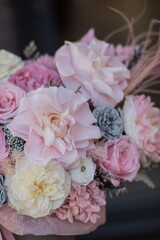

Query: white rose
0;49;24;81
69;157;96;186
5;157;71;218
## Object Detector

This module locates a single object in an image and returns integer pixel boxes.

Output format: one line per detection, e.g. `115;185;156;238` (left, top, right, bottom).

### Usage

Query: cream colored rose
69;157;96;186
0;49;24;81
5;157;71;218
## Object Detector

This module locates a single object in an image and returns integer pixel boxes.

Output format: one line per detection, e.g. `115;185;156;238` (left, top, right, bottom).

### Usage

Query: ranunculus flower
0;49;24;81
122;95;160;166
0;82;25;124
55;33;130;107
8;86;100;167
69;157;96;186
100;136;140;183
9;62;59;92
0;128;9;164
5;156;71;218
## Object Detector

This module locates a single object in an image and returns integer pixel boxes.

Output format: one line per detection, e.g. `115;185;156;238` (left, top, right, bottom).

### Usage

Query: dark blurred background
0;0;160;239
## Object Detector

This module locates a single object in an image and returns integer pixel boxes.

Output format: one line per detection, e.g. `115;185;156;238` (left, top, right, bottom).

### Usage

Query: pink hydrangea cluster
56;180;106;224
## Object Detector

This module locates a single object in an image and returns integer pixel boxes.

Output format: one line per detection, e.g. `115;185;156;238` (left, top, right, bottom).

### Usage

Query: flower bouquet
0;16;160;239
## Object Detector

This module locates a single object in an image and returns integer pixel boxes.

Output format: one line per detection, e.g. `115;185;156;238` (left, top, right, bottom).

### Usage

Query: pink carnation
0;128;9;164
0;82;25;124
8;86;100;167
56;180;106;224
36;54;61;86
55;31;130;107
123;95;160;166
100;136;140;183
9;62;60;92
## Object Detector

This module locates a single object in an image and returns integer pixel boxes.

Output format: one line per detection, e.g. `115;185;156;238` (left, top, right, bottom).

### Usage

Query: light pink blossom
100;136;140;183
8;86;100;167
55;32;130;107
122;95;160;166
0;82;25;124
9;62;59;92
0;128;9;164
56;180;106;224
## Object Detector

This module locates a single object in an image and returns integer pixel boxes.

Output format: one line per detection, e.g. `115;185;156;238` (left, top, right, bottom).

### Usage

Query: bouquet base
14;235;75;240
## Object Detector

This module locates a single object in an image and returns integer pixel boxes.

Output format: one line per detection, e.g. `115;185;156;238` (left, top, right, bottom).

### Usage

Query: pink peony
80;29;135;63
0;128;9;164
9;62;60;92
55;32;130;107
56;180;106;224
8;86;100;167
122;95;160;166
100;136;140;183
0;82;25;124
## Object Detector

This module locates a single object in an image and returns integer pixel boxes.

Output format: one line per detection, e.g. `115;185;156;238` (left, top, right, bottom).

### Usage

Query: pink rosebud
0;82;25;124
100;136;140;183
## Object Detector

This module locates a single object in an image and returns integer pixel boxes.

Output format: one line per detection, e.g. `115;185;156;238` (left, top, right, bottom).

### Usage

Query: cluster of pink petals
123;95;160;164
56;180;106;224
55;30;130;107
0;82;25;124
8;86;100;167
9;62;60;92
100;136;140;185
0;128;9;164
107;44;136;63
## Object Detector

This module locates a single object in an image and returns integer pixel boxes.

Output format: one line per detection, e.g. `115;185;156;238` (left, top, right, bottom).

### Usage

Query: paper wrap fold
0;205;106;236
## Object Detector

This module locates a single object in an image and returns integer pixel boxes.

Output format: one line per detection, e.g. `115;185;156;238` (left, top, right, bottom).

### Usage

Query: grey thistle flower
0;175;7;207
93;106;123;140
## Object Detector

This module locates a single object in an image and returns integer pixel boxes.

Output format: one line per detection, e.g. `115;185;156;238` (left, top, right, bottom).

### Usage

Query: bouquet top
0;24;160;236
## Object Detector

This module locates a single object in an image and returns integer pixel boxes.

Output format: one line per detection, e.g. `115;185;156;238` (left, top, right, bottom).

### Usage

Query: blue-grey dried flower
0;175;7;207
93;106;123;140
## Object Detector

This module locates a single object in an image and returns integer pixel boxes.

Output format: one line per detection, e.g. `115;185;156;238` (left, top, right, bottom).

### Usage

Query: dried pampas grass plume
1;151;24;176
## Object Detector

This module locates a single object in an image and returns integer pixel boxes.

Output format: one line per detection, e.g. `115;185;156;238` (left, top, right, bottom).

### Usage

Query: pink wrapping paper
0;205;106;236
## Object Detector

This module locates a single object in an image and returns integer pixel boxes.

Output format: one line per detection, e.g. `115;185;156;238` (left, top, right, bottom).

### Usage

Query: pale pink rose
0;128;9;164
0;82;25;124
55;34;130;107
9;62;59;92
56;180;106;224
100;136;140;183
8;86;101;167
122;95;160;165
